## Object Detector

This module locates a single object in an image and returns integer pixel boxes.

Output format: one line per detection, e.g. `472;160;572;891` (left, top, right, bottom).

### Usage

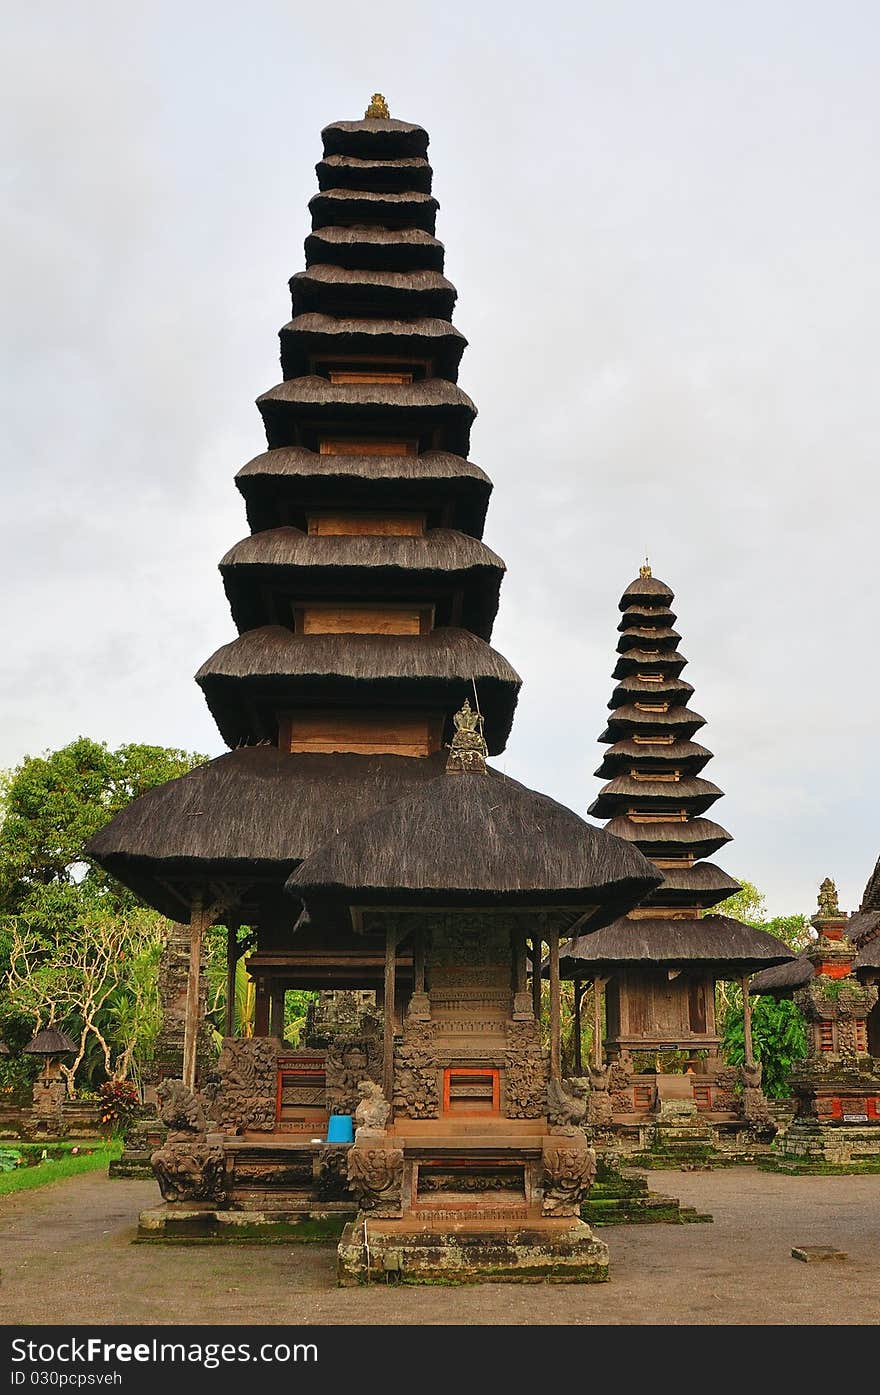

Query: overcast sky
3;3;878;916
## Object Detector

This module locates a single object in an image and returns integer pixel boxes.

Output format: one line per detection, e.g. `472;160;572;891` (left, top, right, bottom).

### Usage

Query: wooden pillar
383;928;397;1104
253;978;270;1037
224;924;238;1039
413;927;425;994
593;977;606;1067
182;897;208;1092
531;936;542;1019
573;980;583;1075
270;986;286;1040
741;975;755;1067
548;922;561;1081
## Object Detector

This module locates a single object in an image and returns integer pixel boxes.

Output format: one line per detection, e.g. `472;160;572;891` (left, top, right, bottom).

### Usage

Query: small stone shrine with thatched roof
557;566;793;1155
87;98;660;1278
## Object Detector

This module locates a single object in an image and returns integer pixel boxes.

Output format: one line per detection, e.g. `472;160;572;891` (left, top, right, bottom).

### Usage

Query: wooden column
413;927;425;994
182;896;207;1092
593;977;606;1067
224;924;238;1038
383;928;397;1104
253;978;270;1037
741;975;755;1067
270;986;286;1040
573;980;583;1075
531;936;542;1019
548;922;561;1081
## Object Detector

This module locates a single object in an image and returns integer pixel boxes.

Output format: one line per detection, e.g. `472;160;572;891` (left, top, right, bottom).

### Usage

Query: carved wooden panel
281;710;443;756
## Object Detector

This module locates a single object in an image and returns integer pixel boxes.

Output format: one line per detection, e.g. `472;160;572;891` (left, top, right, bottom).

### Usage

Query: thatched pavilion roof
304;225;445;272
316;154;433;194
279;313;467;380
288;768;661;925
320;118;429;158
559;917;794;978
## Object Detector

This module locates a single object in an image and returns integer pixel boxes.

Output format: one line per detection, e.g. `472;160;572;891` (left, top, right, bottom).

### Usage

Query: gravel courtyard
1;1167;877;1326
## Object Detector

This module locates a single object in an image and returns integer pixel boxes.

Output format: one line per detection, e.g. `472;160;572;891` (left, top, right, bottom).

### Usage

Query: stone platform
137;1200;351;1243
769;1121;880;1174
337;1214;609;1284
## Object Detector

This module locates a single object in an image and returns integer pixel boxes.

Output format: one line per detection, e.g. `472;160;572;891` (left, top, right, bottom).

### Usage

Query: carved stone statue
150;1078;224;1204
156;1078;206;1140
541;1136;597;1216
445;698;488;774
547;1076;588;1134
346;1144;404;1216
354;1080;391;1136
586;1064;613;1125
817;877;840;919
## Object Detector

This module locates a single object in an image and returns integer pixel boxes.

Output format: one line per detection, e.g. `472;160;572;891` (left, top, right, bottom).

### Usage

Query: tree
0;738;207;1091
7;904;164;1092
716;878;811;1096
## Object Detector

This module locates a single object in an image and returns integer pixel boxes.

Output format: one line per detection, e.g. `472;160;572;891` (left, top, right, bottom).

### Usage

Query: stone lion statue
156;1079;206;1141
354;1080;391;1136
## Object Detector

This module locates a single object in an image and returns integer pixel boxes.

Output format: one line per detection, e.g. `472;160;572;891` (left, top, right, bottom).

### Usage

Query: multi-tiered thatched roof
560;567;792;978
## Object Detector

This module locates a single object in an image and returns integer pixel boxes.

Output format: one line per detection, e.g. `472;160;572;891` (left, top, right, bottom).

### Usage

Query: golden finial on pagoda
365;93;390;119
445;698;488;775
639;557;652;579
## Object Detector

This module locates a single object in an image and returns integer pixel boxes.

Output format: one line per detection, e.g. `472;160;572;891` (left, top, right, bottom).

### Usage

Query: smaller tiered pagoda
559;565;792;1142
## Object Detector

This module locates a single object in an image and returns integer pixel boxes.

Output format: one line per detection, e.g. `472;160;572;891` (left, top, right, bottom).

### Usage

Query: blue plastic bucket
325;1114;354;1143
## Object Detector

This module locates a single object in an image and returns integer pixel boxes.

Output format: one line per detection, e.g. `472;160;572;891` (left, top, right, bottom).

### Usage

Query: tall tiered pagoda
87;99;660;1276
559;566;792;1129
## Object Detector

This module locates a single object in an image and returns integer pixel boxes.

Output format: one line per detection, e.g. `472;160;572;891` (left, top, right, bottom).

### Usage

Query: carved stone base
345;1138;403;1217
151;1142;225;1203
541;1136;597;1217
774;1121;880;1172
337;1217;609;1284
137;1203;352;1243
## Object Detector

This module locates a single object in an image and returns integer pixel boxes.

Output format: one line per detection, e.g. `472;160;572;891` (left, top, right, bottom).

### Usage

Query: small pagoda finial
365;93;390;119
445;698;488;775
817;877;840;918
639;556;652;579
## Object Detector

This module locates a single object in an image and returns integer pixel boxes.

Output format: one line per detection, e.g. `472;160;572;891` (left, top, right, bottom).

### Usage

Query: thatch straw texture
220;526;503;574
559;917;794;974
589;774;722;817
595;739;712;775
652;862;741;898
236;447;487;487
291;265;456;317
850;909;880;946
196;627;520;754
855;936;880;971
86;748;453;917
310;188;438;233
316;154;433;195
749;952;813;996
281;330;464;383
321;119;429;159
616;626;682;651
257;374;474;413
219;528;504;639
235;447;491;537
859;855;880;912
288;768;661;916
601;704;706;734
618;605;678;629
304;225;444;272
197;626;519;686
604;815;732;855
24;1028;77;1055
609;676;695;707
619;575;675;609
612;650;687;678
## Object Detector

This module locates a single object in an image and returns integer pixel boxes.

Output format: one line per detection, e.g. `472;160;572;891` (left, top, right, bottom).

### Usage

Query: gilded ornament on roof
365;93;390;118
445;698;488;775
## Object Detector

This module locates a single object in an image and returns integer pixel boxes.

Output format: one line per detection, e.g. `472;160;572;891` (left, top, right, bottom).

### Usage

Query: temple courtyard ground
0;1167;877;1326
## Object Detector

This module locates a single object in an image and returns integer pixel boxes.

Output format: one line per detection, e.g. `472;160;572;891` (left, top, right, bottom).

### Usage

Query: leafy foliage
716;878;811;1096
722;997;808;1097
0;738;206;1092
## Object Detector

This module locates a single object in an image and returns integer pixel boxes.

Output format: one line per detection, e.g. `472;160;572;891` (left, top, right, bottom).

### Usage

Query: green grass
0;1139;123;1196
